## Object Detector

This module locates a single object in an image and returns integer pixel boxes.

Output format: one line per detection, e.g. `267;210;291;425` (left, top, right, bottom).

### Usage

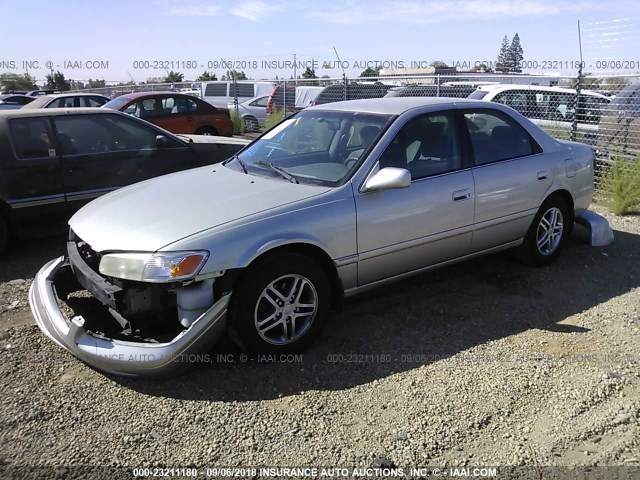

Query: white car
469;85;610;144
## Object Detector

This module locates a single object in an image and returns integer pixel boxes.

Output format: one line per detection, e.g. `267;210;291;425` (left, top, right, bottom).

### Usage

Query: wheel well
241;243;344;310
547;189;575;233
195;125;218;135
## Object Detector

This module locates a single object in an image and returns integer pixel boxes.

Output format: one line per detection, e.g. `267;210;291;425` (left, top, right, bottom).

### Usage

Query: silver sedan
30;97;613;376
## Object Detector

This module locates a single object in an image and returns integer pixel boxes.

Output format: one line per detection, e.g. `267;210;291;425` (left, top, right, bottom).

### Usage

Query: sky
0;0;638;84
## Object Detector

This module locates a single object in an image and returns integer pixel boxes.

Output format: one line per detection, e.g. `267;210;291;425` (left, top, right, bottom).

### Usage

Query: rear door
460;108;554;252
152;95;197;134
3;116;68;229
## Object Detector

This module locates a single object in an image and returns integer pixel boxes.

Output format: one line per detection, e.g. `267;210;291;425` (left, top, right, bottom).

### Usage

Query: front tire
195;126;218;136
519;195;570;266
243;116;259;132
228;253;331;353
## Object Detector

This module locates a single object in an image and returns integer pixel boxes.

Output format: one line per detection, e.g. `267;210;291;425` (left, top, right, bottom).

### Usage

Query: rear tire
243;116;259;132
518;195;570;266
228;253;331;353
195;126;218;136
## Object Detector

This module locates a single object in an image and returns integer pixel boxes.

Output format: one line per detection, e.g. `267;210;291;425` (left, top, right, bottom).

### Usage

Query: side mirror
362;167;411;192
156;135;170;148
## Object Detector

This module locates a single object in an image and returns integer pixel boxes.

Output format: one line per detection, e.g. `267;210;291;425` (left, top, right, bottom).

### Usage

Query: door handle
452;189;471;202
537;170;549;180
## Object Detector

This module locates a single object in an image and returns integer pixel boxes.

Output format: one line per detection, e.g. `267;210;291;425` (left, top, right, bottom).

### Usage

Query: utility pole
293;53;297;85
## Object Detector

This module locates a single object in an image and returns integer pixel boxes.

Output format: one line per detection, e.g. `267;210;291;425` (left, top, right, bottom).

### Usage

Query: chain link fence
82;73;640;192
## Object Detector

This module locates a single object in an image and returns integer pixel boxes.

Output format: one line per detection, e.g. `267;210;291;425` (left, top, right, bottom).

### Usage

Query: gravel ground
0;204;638;479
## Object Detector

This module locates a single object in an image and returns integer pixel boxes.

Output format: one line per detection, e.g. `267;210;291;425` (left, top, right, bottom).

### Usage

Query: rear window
468;90;489;100
9;117;54;159
204;83;228;97
229;83;254;98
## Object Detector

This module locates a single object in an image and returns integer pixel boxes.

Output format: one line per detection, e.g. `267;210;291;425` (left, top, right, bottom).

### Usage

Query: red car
103;92;233;136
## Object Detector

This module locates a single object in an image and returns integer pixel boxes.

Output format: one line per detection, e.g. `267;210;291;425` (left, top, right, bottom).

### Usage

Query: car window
125;98;157;118
235;111;393;186
9;117;55;159
463;110;538;165
493;90;529;114
204;83;227;97
251;96;268;107
378;111;461;180
53;114;173;155
230;83;254;98
84;96;107;107
160;97;196;115
47;96;78;108
577;95;608;124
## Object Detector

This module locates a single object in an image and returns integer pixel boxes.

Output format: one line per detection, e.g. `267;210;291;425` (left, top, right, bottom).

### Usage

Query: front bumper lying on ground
29;256;229;377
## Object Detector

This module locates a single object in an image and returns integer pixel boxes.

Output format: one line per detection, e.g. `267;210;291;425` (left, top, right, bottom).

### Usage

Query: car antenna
333;46;348;101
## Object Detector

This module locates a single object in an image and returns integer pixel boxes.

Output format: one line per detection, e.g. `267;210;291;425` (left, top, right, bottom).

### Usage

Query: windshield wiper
254;160;299;184
223;155;248;173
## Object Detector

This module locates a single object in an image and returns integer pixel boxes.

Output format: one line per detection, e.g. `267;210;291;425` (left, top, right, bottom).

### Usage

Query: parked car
469;85;610;144
26;89;61;96
21;93;110;109
103;92;234;136
200;81;275;107
385;84;476;99
596;82;640;162
266;85;324;114
29;97;612;377
0;108;248;252
312;82;392;105
0;94;36;110
227;95;268;131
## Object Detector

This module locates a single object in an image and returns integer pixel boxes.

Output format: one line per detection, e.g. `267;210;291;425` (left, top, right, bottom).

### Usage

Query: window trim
456;108;543;167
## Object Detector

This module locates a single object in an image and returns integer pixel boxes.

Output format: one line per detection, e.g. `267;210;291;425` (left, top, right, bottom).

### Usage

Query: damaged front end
29;236;230;377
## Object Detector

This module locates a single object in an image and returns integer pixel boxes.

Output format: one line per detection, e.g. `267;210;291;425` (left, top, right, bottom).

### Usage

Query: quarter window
9;117;54;159
378;111;461;180
463;110;539;165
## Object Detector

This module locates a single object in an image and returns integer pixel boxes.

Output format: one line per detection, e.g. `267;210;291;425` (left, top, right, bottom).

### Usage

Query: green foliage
496;34;524;73
429;60;449;68
0;72;37;91
196;71;217;81
359;67;380;77
223;70;247;80
230;110;246;135
45;70;70;91
599;156;640;215
302;67;318;79
87;78;106;88
164;71;184;83
264;108;294;131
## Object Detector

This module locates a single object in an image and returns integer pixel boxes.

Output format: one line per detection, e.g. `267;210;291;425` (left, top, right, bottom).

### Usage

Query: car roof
44;92;109;98
477;84;609;98
0;107;118;118
306;97;480;115
114;91;193;100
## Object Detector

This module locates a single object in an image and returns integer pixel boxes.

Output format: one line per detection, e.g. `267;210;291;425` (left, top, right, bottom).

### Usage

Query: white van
201;81;276;107
469;84;610;144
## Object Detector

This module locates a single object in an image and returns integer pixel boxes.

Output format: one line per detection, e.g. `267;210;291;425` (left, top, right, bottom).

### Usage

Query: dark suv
0;108;248;252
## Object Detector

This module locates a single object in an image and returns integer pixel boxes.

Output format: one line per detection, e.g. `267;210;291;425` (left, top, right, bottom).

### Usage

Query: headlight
99;251;209;283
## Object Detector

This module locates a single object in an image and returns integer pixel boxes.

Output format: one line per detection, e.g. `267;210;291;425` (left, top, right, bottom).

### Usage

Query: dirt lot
0;204;638;479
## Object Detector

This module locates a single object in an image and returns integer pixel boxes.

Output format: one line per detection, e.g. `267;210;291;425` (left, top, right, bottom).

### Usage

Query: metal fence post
571;65;584;142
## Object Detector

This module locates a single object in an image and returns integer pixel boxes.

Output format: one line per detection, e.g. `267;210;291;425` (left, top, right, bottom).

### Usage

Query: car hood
69;165;331;253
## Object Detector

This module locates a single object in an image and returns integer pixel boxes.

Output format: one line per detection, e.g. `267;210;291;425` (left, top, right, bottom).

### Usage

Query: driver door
354;111;475;286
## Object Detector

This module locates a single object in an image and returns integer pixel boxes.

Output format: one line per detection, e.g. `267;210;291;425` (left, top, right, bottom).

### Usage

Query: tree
196;71;217;81
87;78;106;88
359;67;380;77
164;71;184;83
507;33;524;73
429;60;449;68
302;67;318;79
222;70;247;80
45;71;70;91
0;72;37;91
470;62;491;73
495;35;510;73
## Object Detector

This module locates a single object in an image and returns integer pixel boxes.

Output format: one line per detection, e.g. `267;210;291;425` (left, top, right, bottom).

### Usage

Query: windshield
103;97;133;110
229;110;393;186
